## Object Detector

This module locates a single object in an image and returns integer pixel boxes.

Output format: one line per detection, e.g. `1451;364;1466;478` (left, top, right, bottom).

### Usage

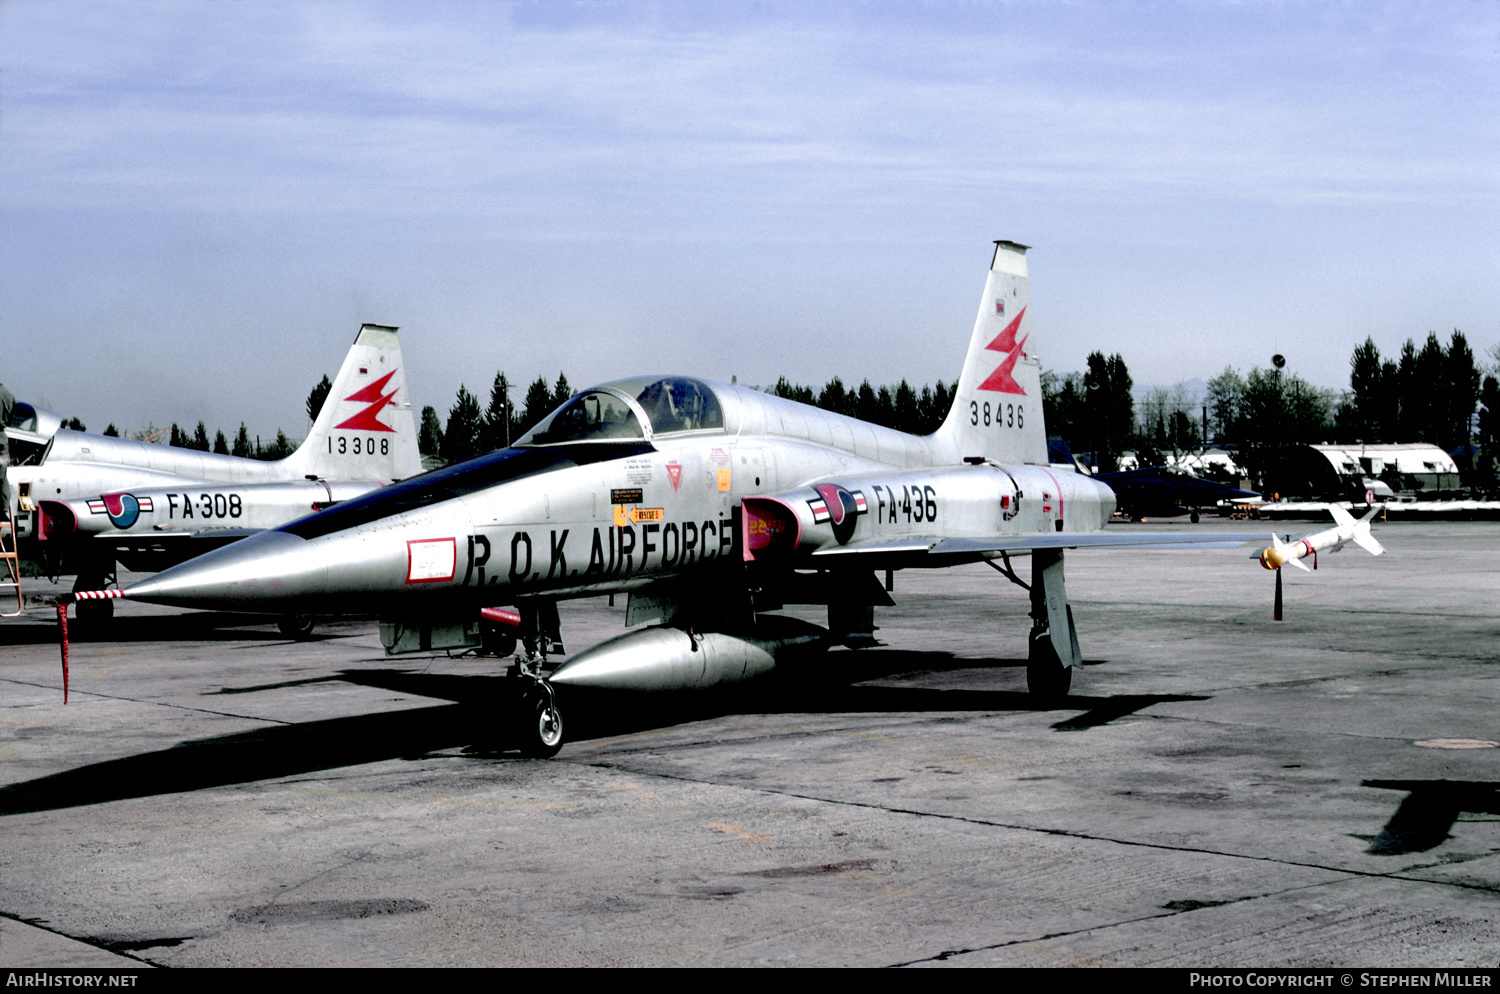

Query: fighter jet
117;241;1270;756
1095;464;1261;522
13;325;421;622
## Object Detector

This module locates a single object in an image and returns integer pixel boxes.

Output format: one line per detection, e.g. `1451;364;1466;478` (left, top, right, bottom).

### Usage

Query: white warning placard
406;537;457;584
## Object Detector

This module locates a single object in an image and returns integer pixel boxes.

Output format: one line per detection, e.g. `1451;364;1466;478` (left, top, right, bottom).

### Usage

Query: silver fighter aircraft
16;325;421;624
120;242;1266;756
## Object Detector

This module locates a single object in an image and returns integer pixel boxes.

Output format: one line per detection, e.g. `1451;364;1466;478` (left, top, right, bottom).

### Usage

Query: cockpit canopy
519;376;724;446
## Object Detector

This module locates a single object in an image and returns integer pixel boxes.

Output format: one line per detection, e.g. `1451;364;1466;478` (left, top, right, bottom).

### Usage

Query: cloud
5;1;1494;226
2;1;1496;431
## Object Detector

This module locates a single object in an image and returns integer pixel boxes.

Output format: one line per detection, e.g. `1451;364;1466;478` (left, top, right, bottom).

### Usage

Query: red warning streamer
57;603;69;705
57;589;124;703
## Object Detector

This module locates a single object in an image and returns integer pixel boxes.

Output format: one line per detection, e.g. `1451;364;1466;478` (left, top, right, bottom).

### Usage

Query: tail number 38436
970;401;1023;429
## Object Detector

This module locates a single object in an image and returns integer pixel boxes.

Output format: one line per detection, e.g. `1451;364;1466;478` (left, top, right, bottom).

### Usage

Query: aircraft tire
517;686;565;759
277;614;317;640
1026;629;1072;700
482;631;517;658
1190;511;1200;524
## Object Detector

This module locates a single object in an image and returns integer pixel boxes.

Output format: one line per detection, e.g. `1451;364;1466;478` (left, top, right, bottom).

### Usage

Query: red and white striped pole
56;589;124;703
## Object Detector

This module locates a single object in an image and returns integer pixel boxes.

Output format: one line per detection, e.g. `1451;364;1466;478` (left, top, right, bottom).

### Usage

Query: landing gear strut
506;601;565;758
1027;548;1080;701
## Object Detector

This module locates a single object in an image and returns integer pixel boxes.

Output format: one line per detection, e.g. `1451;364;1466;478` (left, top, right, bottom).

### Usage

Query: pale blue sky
3;1;1496;437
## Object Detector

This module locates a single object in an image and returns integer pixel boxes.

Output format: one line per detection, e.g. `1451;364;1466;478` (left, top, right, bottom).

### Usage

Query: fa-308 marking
460;515;736;587
164;493;245;519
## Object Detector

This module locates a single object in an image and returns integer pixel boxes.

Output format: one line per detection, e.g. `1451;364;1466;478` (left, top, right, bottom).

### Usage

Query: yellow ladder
0;520;20;618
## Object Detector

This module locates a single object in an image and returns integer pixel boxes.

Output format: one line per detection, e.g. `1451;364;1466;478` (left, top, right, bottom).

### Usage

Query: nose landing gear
520;682;564;759
508;630;564;759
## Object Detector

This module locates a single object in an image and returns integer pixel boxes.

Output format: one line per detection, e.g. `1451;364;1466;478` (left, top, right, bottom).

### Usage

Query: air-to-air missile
1259;504;1385;572
1257;504;1385;621
91;241;1277;757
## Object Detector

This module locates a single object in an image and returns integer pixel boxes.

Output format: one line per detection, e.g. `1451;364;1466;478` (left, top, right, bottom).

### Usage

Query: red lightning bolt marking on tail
977;306;1028;395
334;370;400;432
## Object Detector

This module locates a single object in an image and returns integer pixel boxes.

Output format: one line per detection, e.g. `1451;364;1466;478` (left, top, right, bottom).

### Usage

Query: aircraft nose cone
124;530;329;610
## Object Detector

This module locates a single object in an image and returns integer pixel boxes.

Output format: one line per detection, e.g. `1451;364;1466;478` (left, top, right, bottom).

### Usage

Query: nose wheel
517;680;565;759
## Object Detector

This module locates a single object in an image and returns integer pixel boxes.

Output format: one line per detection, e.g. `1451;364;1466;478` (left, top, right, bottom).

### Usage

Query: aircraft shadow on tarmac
1358;779;1500;856
0;613;344;646
0;652;1207;817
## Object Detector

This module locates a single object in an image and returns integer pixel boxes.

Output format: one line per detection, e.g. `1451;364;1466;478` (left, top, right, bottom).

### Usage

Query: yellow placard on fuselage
615;505;665;526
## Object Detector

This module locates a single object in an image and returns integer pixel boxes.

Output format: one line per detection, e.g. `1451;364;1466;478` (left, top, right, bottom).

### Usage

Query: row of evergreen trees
1205;331;1499;458
1042;332;1500;478
766;376;957;435
1041;353;1136;471
156;420;294;459
419;373;576;465
130;327;1500;478
1340;332;1489;450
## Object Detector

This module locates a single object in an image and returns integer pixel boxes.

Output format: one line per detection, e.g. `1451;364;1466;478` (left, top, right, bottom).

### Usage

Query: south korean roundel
811;484;867;545
103;492;142;529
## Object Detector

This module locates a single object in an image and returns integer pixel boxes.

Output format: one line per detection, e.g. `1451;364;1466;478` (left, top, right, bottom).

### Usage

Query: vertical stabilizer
280;324;423;482
933;241;1049;466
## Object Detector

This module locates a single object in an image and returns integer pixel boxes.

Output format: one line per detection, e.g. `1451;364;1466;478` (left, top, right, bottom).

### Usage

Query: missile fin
1352;528;1385;556
1326;504;1356;528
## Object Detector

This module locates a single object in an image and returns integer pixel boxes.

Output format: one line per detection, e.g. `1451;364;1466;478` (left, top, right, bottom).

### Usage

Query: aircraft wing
94;528;265;573
809;529;1266;563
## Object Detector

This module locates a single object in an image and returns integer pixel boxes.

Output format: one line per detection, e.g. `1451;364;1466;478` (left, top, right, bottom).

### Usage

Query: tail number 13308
329;435;389;455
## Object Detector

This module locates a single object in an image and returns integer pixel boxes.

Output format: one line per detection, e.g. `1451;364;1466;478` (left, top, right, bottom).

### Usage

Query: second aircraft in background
18;324;421;630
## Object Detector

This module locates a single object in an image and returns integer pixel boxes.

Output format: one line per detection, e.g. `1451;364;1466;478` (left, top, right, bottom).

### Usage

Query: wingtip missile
1257;504;1385;573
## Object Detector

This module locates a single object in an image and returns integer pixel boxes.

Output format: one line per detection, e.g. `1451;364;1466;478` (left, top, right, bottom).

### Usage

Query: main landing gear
1026;625;1072;700
277;614;317;640
989;548;1081;702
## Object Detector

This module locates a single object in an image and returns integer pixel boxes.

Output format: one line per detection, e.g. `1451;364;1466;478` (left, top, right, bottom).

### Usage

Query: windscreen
9;403;37;431
631;377;724;435
525;391;644;445
519;377;725;446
